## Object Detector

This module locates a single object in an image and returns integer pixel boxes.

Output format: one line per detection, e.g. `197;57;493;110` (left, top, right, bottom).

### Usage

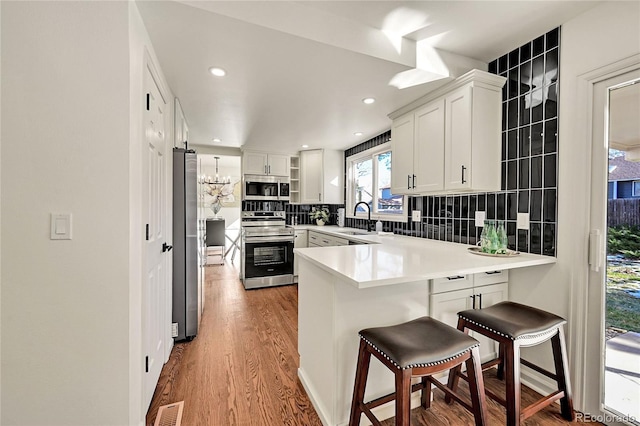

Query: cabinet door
322;150;344;204
243;152;268;175
390;113;415;195
473;282;508;362
293;230;308;276
308;231;321;246
300;150;323;204
268;154;290;177
430;288;474;329
294;230;308;248
414;100;445;193
444;86;473;191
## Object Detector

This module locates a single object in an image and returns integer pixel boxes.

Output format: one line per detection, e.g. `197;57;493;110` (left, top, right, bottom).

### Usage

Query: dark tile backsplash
242;201;344;226
342;27;560;257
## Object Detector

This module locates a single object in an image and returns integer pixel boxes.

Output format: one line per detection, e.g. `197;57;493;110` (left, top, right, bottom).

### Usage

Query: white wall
0;1;161;424
508;0;640;410
0;3;3;421
200;155;242;227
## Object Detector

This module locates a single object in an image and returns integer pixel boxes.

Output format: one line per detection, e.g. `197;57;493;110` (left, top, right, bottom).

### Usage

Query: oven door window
244;241;293;278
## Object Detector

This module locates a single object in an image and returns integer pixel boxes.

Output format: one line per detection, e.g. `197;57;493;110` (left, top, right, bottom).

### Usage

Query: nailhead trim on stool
457;316;563;341
358;334;479;370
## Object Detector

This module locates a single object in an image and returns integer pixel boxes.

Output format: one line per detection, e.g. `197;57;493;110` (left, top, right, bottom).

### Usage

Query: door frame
576;54;640;424
137;48;174;417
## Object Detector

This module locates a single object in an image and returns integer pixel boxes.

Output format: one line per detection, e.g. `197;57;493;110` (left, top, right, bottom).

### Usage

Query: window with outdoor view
349;144;405;219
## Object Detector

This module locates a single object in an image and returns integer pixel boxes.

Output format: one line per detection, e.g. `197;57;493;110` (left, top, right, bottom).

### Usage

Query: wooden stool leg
552;327;575;421
445;317;467;404
496;342;505;380
504;341;522;426
466;346;488;426
421;376;431;409
349;340;372;426
395;368;412;426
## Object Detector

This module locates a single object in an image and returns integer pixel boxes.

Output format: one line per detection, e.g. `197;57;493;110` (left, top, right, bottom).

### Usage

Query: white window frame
346;142;408;223
632;180;640;197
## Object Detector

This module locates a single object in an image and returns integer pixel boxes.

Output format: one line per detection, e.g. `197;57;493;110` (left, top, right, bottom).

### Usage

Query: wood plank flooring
147;262;599;426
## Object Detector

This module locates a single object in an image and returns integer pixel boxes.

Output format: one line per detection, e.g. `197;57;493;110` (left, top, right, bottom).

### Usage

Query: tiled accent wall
343;28;560;256
242;201;344;226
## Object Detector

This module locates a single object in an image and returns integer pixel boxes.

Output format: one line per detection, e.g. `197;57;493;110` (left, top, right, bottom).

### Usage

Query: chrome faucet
353;201;373;232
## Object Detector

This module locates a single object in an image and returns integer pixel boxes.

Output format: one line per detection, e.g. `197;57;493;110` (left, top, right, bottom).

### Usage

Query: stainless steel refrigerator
172;148;198;341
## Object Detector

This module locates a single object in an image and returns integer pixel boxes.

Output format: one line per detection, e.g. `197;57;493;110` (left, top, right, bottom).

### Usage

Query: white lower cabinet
293;230;308;278
308;230;348;247
430;272;508;362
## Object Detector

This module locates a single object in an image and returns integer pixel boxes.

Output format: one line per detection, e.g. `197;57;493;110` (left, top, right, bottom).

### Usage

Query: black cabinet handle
162;242;173;252
447;275;465;280
485;271;502;275
461;165;467;184
412;174;416;189
407;175;411;190
470;295;476;309
478;293;483;309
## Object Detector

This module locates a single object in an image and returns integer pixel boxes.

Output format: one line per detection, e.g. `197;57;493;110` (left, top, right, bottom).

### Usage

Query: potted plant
309;207;330;226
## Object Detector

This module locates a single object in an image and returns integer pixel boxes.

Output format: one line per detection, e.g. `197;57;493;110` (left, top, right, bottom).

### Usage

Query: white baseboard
521;364;559;401
298;367;332;426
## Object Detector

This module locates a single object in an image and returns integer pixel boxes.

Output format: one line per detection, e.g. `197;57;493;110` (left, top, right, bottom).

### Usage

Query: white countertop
294;226;556;289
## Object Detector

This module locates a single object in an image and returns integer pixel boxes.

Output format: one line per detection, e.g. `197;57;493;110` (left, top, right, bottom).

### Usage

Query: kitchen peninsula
294;227;555;426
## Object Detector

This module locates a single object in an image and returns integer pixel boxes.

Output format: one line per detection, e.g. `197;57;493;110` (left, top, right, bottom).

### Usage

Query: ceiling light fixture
208;67;226;77
354;132;363;137
302;144;309;148
362;98;376;104
212;138;221;143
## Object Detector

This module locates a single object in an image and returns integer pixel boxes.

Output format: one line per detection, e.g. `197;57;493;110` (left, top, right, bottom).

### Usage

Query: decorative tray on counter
467;247;521;257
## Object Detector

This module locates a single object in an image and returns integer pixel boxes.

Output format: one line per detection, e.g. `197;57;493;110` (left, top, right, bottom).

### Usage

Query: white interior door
142;65;168;410
586;67;640;425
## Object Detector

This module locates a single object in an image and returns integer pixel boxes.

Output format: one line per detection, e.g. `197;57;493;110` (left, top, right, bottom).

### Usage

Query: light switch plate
475;210;486;225
411;210;421;222
50;213;72;240
517;213;530;230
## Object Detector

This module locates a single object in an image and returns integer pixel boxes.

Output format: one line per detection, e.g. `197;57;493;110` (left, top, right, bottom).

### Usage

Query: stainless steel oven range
241;211;294;290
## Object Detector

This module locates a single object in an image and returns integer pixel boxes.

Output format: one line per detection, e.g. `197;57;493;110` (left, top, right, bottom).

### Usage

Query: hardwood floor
147;262;599;426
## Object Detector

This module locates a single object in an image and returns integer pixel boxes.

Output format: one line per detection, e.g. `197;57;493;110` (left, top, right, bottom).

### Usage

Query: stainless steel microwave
243;175;290;201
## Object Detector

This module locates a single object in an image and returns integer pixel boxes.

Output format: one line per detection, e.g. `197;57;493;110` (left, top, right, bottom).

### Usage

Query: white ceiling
136;0;600;153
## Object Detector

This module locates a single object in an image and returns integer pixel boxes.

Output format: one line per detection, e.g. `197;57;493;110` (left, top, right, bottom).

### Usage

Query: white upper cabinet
389;69;505;195
300;149;344;204
391;99;445;195
242;151;290;177
390;113;415;195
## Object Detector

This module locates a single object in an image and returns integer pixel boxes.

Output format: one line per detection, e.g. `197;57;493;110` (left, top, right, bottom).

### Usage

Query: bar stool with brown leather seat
349;316;489;426
447;301;575;426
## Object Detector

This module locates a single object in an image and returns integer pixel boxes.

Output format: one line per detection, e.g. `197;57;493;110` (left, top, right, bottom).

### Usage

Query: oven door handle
244;236;295;243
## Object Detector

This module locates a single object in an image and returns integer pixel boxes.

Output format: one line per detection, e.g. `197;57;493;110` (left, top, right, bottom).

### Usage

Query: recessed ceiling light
212;138;221;143
302;144;309;148
354;132;363;136
362;97;376;104
208;67;226;77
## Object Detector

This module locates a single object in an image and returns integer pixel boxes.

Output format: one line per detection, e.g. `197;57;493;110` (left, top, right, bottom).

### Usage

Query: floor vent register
154;401;184;426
